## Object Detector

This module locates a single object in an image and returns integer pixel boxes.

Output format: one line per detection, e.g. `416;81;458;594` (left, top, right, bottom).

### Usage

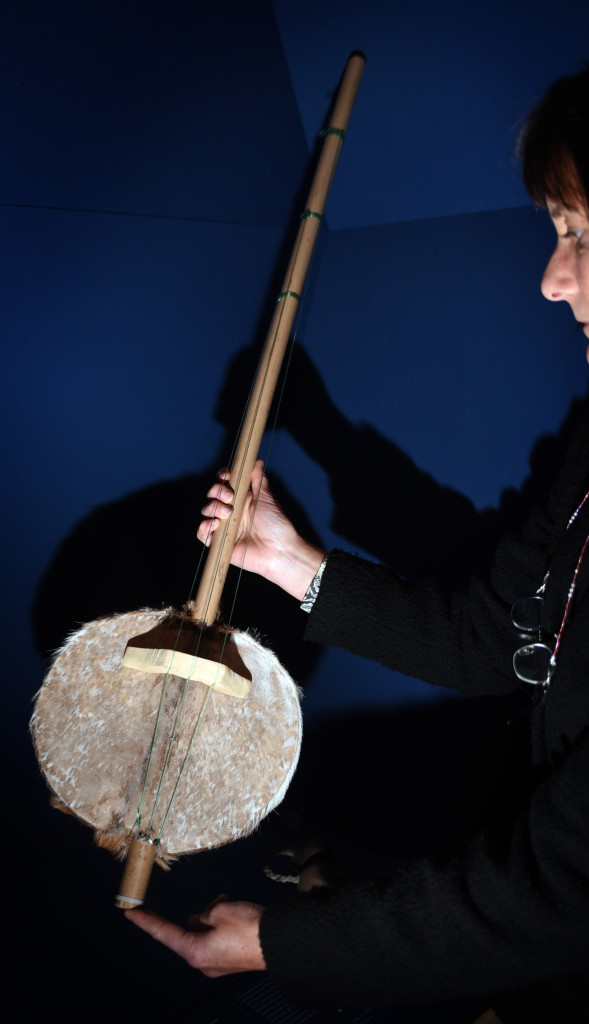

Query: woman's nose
541;246;578;302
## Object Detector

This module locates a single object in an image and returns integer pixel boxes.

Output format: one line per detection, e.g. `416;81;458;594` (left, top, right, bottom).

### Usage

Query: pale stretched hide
31;609;302;867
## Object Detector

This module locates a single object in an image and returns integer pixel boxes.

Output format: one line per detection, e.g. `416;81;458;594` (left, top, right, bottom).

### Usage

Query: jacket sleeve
260;723;589;1007
304;547;522;697
303;396;589;699
304;452;584;698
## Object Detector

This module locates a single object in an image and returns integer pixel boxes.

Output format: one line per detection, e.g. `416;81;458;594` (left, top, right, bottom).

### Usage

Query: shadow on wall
218;341;589;581
30;343;587;866
31;466;323;686
33;335;580;667
32;342;588;669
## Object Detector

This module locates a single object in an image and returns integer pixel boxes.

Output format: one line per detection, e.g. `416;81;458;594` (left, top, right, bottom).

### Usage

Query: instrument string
133;278;283;833
202;199;327;634
134;131;343;843
137;324;307;839
144;633;208;837
152;313;309;838
133;295;302;838
135;536;215;833
156;643;230;840
196;287;300;627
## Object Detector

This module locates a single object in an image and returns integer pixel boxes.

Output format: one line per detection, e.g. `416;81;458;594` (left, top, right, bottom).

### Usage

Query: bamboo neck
192;53;365;625
115;836;158;909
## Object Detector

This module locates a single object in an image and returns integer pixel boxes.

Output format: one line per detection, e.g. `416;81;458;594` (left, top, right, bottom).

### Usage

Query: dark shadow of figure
31;338;589;869
215;341;589;860
31;467;324;686
219;342;589;584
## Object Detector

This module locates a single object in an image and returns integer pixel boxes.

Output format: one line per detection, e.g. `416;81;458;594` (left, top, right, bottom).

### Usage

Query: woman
127;66;589;1020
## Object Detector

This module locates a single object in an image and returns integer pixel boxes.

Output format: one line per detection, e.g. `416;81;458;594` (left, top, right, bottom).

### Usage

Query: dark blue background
4;2;588;1020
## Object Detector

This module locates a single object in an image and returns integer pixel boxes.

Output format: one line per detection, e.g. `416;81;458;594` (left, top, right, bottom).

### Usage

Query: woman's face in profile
542;197;589;363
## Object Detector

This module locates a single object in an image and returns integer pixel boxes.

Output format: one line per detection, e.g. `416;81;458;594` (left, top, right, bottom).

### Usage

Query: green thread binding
300;209;322;222
319;127;345;140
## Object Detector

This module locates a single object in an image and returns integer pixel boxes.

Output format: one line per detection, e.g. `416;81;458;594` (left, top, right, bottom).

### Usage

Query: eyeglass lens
513;642;553;685
511;594;544;634
511;594;553;685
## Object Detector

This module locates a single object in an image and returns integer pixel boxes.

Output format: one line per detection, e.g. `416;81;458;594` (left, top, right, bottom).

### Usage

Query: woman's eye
567;227;588;245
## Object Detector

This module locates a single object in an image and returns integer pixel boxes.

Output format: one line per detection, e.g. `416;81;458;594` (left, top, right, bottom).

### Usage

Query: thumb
187;893;228;931
251;459;266;498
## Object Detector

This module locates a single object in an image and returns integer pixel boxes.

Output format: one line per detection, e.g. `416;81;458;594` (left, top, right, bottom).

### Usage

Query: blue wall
5;2;589;1019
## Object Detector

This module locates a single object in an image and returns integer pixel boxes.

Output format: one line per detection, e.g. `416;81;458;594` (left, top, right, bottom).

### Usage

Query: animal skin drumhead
31;608;302;865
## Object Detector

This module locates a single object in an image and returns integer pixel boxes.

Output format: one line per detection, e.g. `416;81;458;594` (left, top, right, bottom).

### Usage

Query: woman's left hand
125;898;266;977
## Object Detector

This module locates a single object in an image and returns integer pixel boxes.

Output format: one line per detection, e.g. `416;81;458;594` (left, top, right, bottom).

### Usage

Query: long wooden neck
115;53;365;911
192;52;365;625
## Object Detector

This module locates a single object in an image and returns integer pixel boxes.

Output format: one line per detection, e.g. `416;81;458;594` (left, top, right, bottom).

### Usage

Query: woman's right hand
197;460;326;601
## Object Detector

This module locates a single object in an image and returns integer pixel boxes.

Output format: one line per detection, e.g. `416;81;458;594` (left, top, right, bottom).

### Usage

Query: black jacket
260;396;589;1016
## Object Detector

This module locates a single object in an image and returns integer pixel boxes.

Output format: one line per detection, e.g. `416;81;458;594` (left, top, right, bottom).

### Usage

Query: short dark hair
519;65;589;211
